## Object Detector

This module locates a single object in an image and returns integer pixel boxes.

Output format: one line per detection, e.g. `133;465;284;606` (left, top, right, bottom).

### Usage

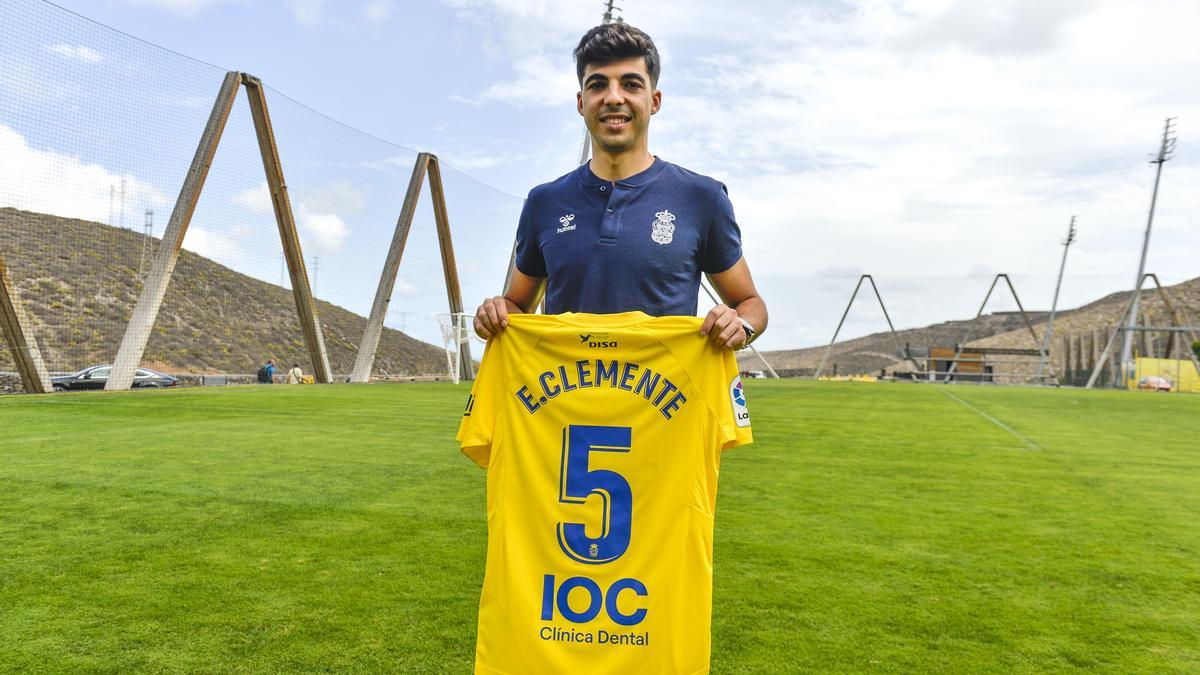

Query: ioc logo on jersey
541;574;647;626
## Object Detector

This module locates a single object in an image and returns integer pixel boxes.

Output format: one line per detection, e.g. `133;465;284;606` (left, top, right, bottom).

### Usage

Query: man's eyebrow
583;72;648;86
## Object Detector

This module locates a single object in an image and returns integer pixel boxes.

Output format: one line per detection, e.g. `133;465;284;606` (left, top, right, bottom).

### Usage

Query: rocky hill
0;208;447;381
739;312;1049;376
743;276;1200;377
971;278;1200;353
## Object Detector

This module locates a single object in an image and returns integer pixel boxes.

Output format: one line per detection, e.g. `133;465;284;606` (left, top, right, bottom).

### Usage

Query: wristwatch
738;317;757;349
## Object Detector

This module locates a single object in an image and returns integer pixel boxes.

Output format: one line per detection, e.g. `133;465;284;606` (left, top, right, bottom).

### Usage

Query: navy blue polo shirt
514;158;743;316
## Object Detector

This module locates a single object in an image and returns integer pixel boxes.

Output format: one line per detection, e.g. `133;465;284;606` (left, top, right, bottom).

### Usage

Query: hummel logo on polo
557;213;576;234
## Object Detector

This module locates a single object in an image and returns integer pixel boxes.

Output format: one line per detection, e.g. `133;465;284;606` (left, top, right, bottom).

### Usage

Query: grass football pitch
1;380;1198;672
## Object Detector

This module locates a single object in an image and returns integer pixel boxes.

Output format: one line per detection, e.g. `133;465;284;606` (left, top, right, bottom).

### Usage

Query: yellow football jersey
457;312;753;675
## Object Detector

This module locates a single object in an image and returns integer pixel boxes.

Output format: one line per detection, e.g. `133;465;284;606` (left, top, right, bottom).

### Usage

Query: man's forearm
503;297;528;315
734;296;768;338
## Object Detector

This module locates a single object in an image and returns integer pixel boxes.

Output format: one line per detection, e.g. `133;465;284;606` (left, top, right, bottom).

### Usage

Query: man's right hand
474;296;512;339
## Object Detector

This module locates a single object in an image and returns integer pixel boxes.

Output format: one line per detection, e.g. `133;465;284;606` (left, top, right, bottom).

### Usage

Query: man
285;363;303;384
259;359;276;384
474;22;767;346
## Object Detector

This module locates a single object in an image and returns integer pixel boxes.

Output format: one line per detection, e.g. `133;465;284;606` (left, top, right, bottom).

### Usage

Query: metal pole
815;276;867;379
1037;216;1076;378
577;0;622;168
1120;117;1176;383
1086;281;1144;389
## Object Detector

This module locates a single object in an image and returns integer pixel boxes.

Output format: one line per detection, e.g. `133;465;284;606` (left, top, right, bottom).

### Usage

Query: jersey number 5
557;425;633;564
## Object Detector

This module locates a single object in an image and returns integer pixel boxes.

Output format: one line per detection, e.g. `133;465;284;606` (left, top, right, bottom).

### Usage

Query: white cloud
305;180;367;215
230;181;350;254
285;0;324;25
363;0;394;23
296;203;349;253
182;224;246;261
444;154;505;170
0;124;169;225
233;182;272;215
126;0;235;17
440;0;1200;349
473;54;578;107
47;44;102;64
894;0;1096;56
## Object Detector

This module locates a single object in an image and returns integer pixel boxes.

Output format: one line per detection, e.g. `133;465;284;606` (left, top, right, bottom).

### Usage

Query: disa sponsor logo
579;332;618;349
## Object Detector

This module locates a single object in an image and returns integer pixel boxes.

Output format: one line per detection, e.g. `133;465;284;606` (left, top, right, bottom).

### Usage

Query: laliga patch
729;375;751;427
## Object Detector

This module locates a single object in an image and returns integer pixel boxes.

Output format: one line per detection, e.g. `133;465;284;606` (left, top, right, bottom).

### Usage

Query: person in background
286;363;303;384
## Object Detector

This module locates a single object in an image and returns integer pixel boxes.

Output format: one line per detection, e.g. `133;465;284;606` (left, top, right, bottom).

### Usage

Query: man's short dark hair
574;23;660;87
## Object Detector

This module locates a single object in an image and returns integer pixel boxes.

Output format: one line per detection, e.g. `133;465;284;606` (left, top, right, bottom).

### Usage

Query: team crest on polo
651;210;675;245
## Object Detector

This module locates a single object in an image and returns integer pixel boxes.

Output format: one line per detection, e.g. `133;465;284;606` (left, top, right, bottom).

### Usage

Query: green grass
1;381;1198;672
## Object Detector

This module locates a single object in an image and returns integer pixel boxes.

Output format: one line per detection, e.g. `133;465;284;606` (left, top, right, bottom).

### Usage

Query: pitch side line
936;388;1042;452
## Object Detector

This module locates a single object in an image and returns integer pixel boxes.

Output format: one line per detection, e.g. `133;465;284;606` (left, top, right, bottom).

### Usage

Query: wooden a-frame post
107;72;331;390
0;257;52;394
350;153;472;383
242;74;331;383
814;274;920;378
942;274;1056;384
1086;273;1200;389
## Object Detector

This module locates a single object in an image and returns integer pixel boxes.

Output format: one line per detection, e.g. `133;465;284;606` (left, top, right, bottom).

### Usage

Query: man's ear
577;90;584;116
651;89;662;115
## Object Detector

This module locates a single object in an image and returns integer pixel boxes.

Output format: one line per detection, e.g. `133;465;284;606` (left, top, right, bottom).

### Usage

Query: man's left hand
700;304;747;350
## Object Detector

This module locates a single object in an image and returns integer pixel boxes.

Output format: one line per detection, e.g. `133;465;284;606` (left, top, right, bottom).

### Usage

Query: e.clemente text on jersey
515;360;687;420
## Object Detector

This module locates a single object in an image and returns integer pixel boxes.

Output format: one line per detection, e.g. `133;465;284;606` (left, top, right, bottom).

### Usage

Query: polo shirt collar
578;156;667;189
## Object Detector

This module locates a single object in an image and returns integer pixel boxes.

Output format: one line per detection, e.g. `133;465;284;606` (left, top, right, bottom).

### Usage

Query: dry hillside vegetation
743;277;1200;376
0;208;447;377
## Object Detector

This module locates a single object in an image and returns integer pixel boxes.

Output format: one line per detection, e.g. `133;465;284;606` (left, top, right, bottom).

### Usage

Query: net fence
0;0;517;389
2;0;1198;394
740;272;1200;388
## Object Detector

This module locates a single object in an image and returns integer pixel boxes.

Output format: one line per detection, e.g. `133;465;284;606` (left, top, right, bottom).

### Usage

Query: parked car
1137;375;1172;392
51;365;179;392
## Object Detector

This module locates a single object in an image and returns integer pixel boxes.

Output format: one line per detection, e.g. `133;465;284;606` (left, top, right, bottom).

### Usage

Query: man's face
577;57;661;156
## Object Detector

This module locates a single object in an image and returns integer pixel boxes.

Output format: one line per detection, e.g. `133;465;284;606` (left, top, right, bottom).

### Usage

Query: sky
2;0;1199;352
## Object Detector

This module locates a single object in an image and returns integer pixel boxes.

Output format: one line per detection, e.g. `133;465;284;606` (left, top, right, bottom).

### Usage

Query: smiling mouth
599;114;631;129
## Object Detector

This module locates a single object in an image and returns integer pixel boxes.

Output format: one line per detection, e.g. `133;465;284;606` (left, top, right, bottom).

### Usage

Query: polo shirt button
599;186;606;191
606;208;613;213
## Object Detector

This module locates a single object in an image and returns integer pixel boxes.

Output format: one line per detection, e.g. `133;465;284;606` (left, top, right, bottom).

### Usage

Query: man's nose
603;83;625;105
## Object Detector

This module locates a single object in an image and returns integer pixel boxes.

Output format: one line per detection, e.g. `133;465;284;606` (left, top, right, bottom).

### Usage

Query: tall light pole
1037;215;1076;379
577;0;623;167
140;209;154;281
1119;117;1177;382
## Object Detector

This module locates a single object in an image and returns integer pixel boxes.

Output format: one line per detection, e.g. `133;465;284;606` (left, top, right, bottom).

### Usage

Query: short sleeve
699;184;743;274
456;339;505;468
513;197;547;278
718;349;754;450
